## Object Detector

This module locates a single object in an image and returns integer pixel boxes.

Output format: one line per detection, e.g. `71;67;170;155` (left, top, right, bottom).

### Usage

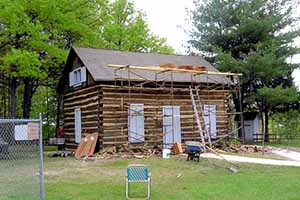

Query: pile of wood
159;63;207;71
216;143;273;154
87;144;162;160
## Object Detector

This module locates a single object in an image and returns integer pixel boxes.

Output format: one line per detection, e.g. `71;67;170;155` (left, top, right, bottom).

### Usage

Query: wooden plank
75;133;98;159
107;64;243;76
101;85;230;93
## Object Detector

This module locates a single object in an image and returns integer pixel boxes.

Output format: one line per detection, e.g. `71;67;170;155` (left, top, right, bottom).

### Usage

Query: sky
133;0;300;88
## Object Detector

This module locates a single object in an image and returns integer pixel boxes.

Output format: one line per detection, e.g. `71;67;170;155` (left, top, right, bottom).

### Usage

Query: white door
163;106;181;149
128;104;144;143
203;105;217;139
244;122;254;141
74;108;81;143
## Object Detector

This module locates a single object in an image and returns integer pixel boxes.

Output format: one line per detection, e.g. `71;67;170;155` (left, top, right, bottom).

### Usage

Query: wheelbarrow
186;141;204;162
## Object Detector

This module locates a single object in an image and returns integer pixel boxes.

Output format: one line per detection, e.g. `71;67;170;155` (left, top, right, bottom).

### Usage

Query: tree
0;0;173;128
188;0;300;140
98;0;174;54
270;110;300;142
257;85;300;139
0;0;101;118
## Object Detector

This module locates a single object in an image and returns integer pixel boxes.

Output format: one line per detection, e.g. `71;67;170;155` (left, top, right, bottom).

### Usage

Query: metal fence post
39;113;45;200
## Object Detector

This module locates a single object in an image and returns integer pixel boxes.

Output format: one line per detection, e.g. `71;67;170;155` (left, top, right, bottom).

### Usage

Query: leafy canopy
0;0;100;81
98;0;174;54
188;0;300;111
0;0;174;119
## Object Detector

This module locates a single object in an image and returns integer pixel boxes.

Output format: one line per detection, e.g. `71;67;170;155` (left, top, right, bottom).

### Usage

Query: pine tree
188;0;300;140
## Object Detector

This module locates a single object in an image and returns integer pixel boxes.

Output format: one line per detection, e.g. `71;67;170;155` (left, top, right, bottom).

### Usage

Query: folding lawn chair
126;164;151;200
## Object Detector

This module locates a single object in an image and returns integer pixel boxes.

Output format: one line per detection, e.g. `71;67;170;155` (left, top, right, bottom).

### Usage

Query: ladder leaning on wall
189;86;212;149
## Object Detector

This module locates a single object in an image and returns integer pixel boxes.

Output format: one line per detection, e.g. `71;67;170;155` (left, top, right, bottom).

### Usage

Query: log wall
101;85;230;148
63;85;101;149
63;84;230;150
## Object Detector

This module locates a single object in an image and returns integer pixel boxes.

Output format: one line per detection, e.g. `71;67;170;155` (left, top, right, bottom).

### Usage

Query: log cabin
57;47;241;150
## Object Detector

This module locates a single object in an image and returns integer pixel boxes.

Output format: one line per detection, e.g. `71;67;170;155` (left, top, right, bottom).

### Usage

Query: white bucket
162;149;171;159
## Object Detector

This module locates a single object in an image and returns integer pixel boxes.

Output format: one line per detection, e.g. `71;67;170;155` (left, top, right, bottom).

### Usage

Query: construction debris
215;143;273;154
173;143;183;155
83;144;162;161
48;151;73;158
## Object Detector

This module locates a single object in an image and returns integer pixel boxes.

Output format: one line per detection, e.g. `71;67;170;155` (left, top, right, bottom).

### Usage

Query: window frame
69;66;86;87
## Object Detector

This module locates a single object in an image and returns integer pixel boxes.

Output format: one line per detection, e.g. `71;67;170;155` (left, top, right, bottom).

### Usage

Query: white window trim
69;66;86;87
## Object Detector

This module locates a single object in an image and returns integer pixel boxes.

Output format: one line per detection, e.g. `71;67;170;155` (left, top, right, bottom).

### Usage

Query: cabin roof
58;47;232;92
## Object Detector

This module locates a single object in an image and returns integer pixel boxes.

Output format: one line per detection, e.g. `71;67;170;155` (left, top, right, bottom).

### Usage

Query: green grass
43;156;300;200
0;158;40;200
43;145;58;152
265;140;300;148
243;140;300;149
2;155;300;200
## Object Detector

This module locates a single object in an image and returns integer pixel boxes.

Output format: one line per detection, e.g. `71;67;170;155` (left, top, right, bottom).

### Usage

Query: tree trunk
56;94;62;130
55;94;63;139
260;112;264;136
233;85;244;141
264;110;269;142
22;78;34;119
9;77;17;118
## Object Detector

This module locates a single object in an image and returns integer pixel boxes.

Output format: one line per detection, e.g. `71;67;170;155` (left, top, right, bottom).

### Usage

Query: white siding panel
203;105;217;139
163;106;181;149
75;108;82;143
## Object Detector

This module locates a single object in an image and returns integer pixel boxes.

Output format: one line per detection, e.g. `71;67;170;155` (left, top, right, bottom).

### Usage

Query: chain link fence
0;117;44;200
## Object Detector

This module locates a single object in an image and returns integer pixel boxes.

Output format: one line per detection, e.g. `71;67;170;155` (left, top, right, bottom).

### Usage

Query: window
74;70;80;82
128;104;144;143
69;66;86;87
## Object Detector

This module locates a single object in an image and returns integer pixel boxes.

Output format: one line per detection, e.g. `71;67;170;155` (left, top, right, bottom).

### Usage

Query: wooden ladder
190;86;240;172
189;86;212;149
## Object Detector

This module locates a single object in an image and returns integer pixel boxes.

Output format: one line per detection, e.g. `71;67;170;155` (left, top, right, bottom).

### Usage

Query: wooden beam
107;64;243;76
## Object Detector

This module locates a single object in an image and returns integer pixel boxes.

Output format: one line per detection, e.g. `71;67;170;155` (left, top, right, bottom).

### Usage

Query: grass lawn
265;140;300;149
44;155;300;200
245;140;300;149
